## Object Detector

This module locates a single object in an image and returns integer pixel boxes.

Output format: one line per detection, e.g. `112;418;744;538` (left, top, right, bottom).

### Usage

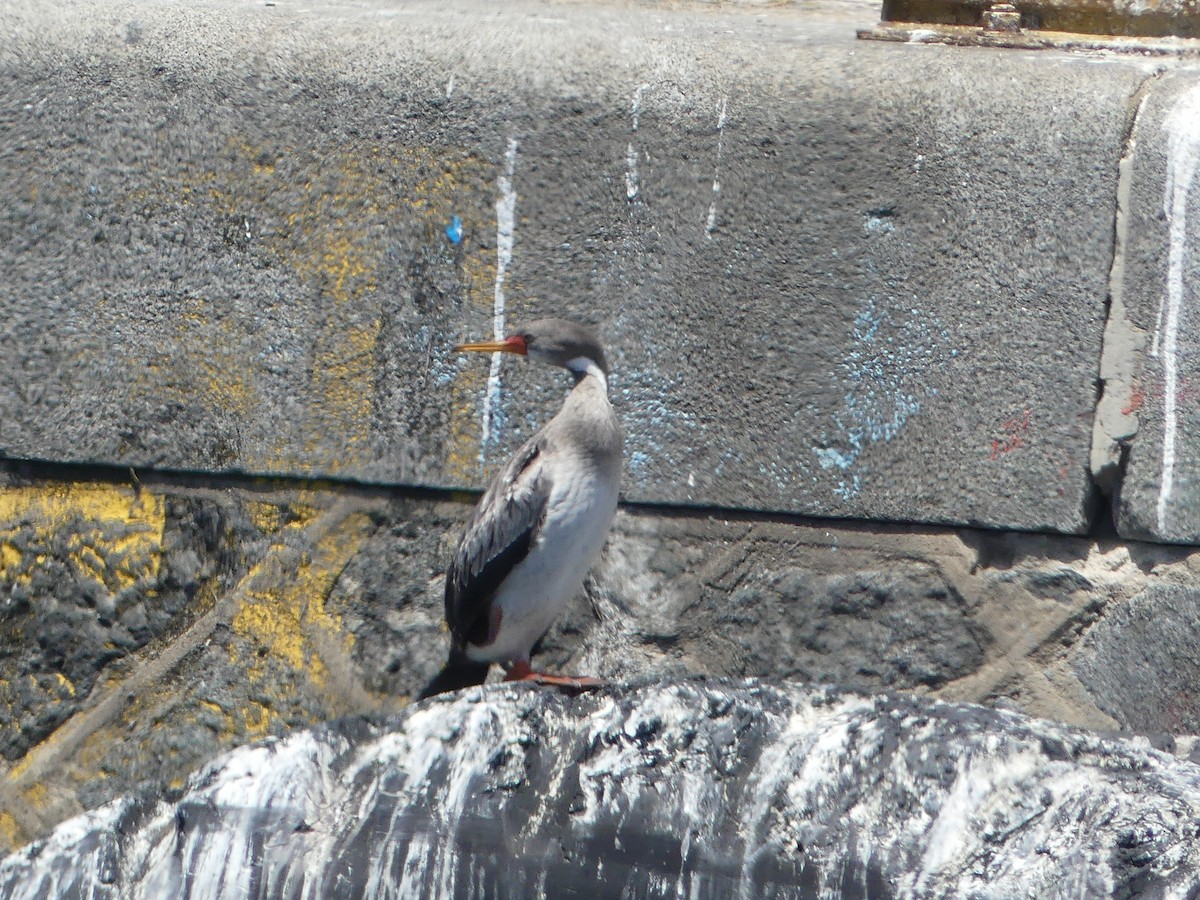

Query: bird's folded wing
445;436;552;647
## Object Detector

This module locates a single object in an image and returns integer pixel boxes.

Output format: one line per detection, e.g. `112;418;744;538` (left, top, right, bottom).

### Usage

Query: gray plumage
420;319;622;699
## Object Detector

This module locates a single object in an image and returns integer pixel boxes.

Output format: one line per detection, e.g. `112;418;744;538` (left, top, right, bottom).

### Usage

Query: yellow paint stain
53;674;75;699
0;485;164;593
248;501;282;535
307;321;382;464
0;485;159;532
234;593;314;677
240;702;276;739
283;499;321;530
71;723;124;783
110;140;498;478
444;367;487;483
21;783;48;809
6;749;35;786
160;295;259;424
0;812;21;850
231;513;370;691
206;141;492;475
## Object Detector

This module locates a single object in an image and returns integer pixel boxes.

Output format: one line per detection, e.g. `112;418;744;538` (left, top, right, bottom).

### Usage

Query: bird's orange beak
454;335;528;355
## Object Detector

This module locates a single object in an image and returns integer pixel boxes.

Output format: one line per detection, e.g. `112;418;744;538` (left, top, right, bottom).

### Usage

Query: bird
418;318;623;699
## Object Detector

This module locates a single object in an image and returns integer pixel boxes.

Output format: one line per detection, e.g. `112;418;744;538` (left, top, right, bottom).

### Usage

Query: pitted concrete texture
1073;582;1200;734
0;472;1196;853
1101;70;1200;543
0;0;1169;534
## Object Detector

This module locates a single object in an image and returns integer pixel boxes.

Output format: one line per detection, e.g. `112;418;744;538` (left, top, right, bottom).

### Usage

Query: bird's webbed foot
503;660;604;694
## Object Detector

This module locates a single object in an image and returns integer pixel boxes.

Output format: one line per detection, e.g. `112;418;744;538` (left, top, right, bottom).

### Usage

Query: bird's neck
565;357;608;394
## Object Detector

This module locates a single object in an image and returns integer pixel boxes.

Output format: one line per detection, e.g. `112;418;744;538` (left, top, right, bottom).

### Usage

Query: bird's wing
445;434;552;648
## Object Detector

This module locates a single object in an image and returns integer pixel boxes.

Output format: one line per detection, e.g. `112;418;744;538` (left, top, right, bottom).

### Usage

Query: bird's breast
464;452;619;664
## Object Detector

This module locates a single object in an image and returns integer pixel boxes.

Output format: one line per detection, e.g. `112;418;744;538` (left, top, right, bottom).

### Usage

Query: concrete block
1073;583;1200;733
1101;71;1200;543
0;0;1158;532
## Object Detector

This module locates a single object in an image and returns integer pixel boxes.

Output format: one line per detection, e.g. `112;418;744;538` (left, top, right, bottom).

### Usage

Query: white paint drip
913;747;1042;892
482;138;520;462
625;84;649;201
626;142;640;200
631;83;648;131
0;800;131;900
1152;85;1200;533
706;97;728;238
735;706;822;900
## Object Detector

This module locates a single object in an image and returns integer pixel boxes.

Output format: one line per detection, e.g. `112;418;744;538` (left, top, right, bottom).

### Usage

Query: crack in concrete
1089;69;1169;532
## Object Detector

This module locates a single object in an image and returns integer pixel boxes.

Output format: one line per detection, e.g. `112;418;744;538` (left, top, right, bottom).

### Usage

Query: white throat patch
565;357;607;392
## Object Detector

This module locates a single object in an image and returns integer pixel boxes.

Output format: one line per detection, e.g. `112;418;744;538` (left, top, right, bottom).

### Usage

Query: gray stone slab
1105;71;1200;543
5;680;1200;898
0;0;1155;532
1074;583;1200;733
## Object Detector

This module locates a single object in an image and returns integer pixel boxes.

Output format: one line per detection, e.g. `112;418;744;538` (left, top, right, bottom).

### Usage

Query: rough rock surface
3;679;1200;898
2;472;1197;855
1073;583;1200;735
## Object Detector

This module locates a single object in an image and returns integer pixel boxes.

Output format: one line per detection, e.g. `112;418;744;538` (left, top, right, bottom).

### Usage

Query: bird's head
455;318;609;380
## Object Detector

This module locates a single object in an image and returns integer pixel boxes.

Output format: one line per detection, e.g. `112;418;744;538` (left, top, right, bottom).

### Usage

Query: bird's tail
417;651;490;700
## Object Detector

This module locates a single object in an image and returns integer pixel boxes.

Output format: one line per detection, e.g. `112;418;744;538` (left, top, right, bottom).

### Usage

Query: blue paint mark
628;450;651;476
611;366;698;490
814;297;946;499
445;216;463;244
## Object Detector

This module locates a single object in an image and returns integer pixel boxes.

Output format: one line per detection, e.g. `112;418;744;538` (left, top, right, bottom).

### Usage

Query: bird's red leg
503;660;604;693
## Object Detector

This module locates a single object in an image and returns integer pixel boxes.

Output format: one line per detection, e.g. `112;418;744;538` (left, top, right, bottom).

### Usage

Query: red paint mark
990;409;1032;460
1130;376;1200;411
1122;385;1145;416
1179;381;1200;405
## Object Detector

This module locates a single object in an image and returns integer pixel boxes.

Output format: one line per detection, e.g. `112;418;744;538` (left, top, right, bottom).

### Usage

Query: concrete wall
6;0;1195;535
3;0;1200;858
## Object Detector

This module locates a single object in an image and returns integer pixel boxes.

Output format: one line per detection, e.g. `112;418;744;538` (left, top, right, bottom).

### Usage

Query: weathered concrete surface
0;0;1164;533
1074;582;1200;734
1103;70;1200;543
0;471;1196;855
5;680;1200;899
